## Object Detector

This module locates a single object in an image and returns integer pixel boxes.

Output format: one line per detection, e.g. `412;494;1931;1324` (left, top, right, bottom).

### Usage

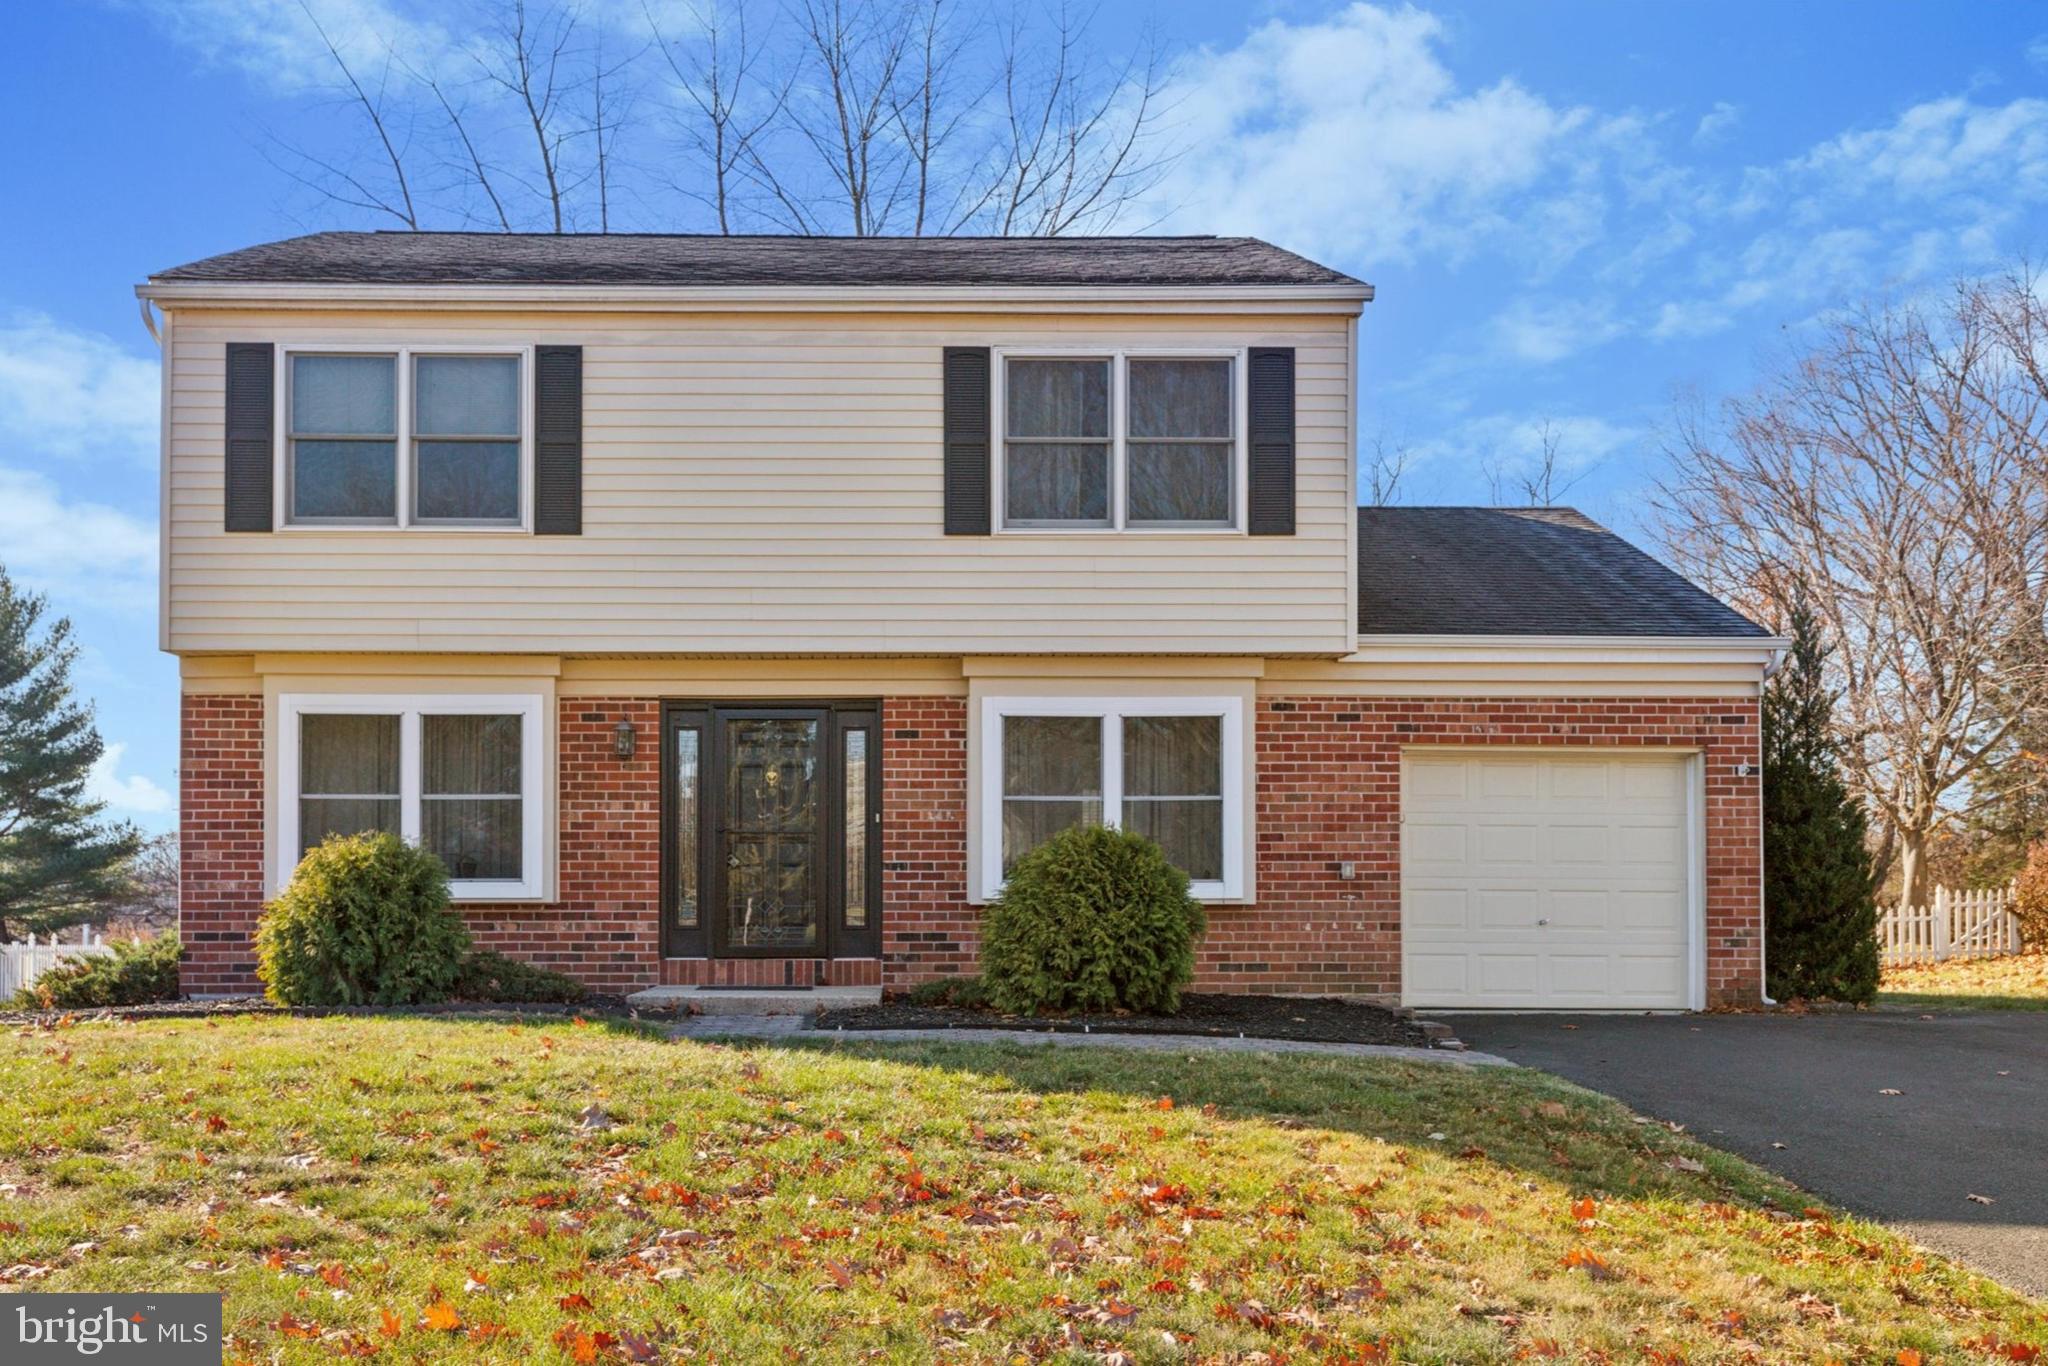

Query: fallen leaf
422;1301;462;1333
1967;1193;1996;1205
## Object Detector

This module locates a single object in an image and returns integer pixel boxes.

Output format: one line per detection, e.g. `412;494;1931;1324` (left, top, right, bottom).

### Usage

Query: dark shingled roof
151;232;1364;289
1357;506;1768;638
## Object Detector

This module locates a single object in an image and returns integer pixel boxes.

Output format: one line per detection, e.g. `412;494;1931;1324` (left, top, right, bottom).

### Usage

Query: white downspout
1755;642;1790;1006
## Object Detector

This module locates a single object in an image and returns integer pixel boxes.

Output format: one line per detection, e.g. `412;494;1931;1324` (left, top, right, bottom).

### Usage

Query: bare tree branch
1656;275;2048;907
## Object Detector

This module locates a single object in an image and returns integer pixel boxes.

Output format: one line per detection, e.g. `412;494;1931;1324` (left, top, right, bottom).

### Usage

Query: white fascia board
1346;634;1792;667
135;281;1374;314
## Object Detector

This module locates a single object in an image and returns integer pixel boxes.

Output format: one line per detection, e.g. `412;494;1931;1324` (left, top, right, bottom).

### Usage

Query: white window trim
991;347;1248;535
274;343;535;533
978;695;1245;901
277;693;546;900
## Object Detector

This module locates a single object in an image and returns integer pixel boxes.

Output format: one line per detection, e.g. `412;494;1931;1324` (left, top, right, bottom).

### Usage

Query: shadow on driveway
1449;1009;2048;1298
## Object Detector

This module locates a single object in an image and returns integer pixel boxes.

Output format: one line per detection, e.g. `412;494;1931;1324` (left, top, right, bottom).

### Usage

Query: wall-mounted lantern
613;718;638;761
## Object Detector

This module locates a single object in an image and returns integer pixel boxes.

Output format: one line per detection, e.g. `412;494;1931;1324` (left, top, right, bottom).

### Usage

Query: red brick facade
179;691;1762;1005
178;695;267;997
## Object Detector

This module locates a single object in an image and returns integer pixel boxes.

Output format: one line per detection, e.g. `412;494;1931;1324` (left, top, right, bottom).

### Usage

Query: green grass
1879;950;2048;1012
1;1016;2042;1363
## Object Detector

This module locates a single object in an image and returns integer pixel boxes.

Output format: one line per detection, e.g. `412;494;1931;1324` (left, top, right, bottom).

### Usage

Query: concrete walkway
665;1014;1510;1065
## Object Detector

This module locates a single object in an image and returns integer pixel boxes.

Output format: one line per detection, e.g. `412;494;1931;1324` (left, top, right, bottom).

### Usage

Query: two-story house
140;233;1781;1011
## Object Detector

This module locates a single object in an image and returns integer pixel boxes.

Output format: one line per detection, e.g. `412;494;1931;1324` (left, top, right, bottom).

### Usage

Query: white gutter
134;280;1374;314
1343;634;1793;665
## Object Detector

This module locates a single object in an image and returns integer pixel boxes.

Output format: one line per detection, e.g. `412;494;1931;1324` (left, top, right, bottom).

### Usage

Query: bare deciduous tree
1363;435;1410;506
271;0;1174;237
1657;274;2048;908
1483;421;1585;506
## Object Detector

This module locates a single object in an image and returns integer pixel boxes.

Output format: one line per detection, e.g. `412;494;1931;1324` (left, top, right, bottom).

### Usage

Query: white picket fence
1877;884;2023;967
0;928;113;1000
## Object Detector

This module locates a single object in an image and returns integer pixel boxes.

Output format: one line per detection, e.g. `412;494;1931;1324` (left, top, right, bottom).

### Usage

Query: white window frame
978;695;1244;901
275;344;535;533
278;693;546;899
992;347;1248;534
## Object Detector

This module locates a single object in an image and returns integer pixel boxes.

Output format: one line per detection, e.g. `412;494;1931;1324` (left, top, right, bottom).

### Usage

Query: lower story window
980;696;1243;900
280;694;545;899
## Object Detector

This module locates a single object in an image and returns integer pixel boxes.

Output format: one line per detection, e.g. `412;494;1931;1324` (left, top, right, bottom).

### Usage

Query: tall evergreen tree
0;565;140;941
1762;599;1882;1002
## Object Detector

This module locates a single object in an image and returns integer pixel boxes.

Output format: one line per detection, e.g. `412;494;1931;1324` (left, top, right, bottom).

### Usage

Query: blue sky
3;1;2045;834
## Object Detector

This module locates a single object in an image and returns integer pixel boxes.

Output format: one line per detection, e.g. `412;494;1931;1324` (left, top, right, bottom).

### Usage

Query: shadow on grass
745;1033;1806;1212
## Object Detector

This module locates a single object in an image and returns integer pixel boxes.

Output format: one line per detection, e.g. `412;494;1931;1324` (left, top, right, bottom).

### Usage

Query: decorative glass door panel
664;703;880;960
719;714;822;953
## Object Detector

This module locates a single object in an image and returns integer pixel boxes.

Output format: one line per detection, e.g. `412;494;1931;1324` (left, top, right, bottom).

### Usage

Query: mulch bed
813;992;1436;1047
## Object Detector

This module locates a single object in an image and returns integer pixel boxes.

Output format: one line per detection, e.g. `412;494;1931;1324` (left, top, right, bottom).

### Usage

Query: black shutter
1246;346;1296;536
534;345;583;535
223;343;275;532
942;347;991;535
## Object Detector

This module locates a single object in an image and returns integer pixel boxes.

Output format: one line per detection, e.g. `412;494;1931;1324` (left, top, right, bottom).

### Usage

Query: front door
662;702;880;960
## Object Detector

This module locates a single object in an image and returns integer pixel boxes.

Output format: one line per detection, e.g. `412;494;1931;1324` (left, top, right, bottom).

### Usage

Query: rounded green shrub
14;932;181;1009
980;824;1205;1014
255;832;470;1006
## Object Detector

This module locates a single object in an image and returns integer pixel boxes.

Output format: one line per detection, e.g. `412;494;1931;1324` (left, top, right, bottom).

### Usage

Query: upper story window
998;351;1241;532
285;348;526;529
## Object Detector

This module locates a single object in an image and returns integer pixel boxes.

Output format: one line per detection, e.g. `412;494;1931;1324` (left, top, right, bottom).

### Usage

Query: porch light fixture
613;718;638;760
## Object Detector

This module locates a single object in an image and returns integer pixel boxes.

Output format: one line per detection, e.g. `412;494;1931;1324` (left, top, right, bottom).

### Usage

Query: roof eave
1346;633;1789;664
135;279;1373;313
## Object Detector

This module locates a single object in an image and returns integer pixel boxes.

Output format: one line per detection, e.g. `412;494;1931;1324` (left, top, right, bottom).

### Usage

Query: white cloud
124;0;452;94
88;742;174;817
1490;297;1626;363
1144;3;1601;266
2027;35;2048;69
0;313;159;462
0;465;157;614
1790;95;2048;199
1693;101;1740;146
1411;412;1642;489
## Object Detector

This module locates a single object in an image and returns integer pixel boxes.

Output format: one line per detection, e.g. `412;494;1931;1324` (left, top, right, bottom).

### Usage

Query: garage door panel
1543;888;1612;930
1401;752;1695;1010
1406;888;1471;931
1616;889;1688;932
1475;888;1540;928
1622;762;1686;803
1548;764;1611;801
1550;824;1610;864
1406;954;1471;996
1475;822;1539;866
1617;823;1683;865
1476;953;1542;996
1478;761;1540;800
1547;954;1614;997
1619;954;1688;998
1404;821;1469;868
1406;761;1470;804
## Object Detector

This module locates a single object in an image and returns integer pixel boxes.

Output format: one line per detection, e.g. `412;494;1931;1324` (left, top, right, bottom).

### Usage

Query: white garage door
1401;751;1696;1010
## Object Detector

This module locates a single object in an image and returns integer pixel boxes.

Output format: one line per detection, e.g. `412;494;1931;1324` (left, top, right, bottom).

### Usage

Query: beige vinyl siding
164;308;1356;656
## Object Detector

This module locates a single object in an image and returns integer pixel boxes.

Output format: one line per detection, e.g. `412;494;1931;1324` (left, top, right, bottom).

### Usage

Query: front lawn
1880;950;2048;1011
2;1017;2041;1363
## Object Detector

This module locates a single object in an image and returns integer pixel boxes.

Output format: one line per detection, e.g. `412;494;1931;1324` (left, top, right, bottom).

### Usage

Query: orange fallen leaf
377;1308;402;1339
422;1301;463;1333
1154;1097;1174;1111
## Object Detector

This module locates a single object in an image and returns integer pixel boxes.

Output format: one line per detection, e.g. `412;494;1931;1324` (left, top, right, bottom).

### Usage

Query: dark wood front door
662;702;880;960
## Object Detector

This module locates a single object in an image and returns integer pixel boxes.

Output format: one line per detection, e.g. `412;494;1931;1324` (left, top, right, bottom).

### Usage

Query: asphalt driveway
1450;1010;2048;1297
